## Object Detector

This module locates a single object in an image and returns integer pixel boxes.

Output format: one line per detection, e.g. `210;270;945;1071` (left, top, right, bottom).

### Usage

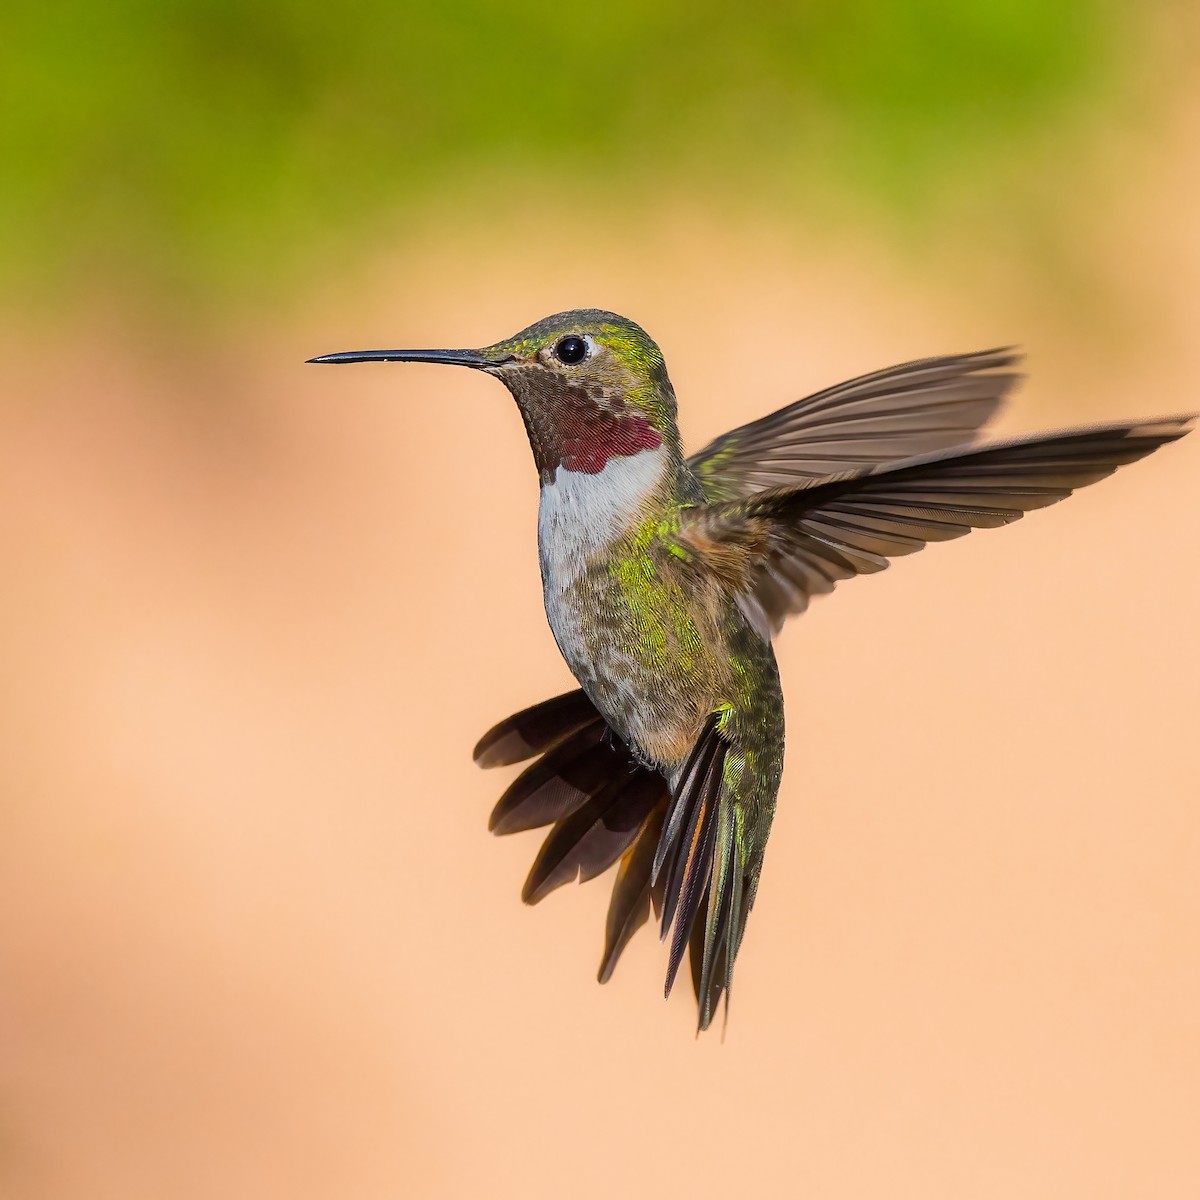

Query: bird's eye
554;335;588;365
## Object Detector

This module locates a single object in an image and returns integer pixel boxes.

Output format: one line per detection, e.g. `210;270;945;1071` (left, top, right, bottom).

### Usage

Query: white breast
537;447;667;656
537;447;667;584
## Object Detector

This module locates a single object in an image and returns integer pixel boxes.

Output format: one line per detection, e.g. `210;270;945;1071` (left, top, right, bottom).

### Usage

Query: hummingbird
310;310;1193;1031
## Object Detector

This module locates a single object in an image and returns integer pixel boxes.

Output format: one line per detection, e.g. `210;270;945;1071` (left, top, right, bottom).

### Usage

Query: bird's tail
476;691;680;986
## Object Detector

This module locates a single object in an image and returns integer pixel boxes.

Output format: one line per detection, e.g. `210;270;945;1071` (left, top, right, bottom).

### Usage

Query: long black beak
306;348;509;368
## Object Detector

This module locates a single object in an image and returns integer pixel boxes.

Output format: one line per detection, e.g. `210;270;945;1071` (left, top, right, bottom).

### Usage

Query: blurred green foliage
2;0;1136;308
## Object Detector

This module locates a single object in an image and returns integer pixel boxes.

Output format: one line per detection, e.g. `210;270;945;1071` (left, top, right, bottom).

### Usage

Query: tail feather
652;714;732;1004
693;799;738;1029
523;767;668;904
598;802;667;983
475;689;600;768
488;719;610;834
481;697;760;1031
480;695;671;983
661;735;726;997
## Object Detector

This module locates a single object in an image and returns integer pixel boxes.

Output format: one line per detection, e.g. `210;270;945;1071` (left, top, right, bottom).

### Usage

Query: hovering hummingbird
310;310;1193;1031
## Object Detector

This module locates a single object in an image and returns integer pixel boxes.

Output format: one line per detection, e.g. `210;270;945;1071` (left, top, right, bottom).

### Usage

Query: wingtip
970;344;1023;367
1148;412;1197;435
1115;412;1197;447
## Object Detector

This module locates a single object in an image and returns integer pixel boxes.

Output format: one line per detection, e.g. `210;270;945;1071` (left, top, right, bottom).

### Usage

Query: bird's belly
540;551;726;771
535;451;766;770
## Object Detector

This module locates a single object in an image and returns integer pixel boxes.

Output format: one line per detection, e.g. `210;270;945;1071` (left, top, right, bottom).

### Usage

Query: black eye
554;335;588;365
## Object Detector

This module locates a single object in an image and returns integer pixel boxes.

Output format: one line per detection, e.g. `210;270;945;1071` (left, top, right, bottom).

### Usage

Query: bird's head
310;309;680;481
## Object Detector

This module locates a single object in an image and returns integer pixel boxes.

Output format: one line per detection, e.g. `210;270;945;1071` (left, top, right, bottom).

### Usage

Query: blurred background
2;3;1198;1197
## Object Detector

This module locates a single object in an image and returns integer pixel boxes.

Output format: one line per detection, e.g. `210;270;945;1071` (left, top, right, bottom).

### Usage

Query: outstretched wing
687;348;1022;503
676;415;1195;638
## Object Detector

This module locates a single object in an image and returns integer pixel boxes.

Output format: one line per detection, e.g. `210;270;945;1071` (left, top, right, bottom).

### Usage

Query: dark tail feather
691;804;737;1030
474;689;600;768
597;802;667;983
523;767;668;903
480;696;749;1022
488;719;613;833
652;713;723;885
691;848;758;1031
651;714;730;1000
688;894;730;1029
662;749;723;997
481;693;674;980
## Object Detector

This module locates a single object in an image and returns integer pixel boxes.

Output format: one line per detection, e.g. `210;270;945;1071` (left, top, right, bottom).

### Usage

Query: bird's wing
674;415;1195;638
686;348;1022;503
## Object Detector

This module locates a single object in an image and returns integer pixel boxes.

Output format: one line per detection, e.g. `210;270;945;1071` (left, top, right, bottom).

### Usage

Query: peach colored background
3;126;1200;1197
